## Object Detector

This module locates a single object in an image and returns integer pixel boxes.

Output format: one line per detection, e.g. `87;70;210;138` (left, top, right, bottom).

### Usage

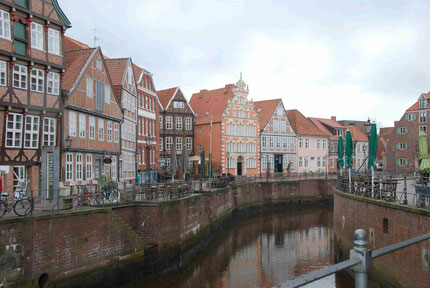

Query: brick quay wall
334;189;430;288
0;179;334;288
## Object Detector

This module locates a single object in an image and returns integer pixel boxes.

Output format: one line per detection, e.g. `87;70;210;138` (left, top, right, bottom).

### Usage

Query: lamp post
364;118;372;174
392;146;396;177
199;145;203;191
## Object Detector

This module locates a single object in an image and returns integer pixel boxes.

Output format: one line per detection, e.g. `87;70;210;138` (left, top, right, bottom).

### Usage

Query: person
99;173;108;189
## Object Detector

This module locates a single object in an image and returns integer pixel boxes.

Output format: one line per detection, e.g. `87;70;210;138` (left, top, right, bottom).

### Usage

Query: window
5;113;23;148
105;84;110;104
13;166;26;190
406;113;416;121
47;72;60;95
276;137;281;148
86;77;93;98
166;137;173;150
31;22;43;50
159;138;163;151
114;123;119;143
262;136;267;148
98;119;104;141
176;137;182;151
305;138;310;149
30;69;44;92
76;154;83;181
316;139;321;149
176;117;182;130
66;153;73;181
79;114;86;138
186;137;192;150
69;111;77;137
331;158;335;168
322;139;327;149
299;138;303;149
398;142;408;150
420;97;427;109
290;138;295;150
0;61;6;86
173;101;184;109
13;64;27;89
13;21;26;55
185;117;192;130
273;120;278;131
159;116;163;129
166;116;173;129
317;157;322;168
25;115;40;148
96;59;102;70
397;127;408;135
48;28;60;55
304;156;309;168
111;156;117;180
420;126;427;133
43;117;56;146
397;158;408;167
89;116;95;139
269;136;274;148
283;137;288;149
420;112;427;123
0;10;10;40
96;81;105;111
86;154;93;180
107;121;112;142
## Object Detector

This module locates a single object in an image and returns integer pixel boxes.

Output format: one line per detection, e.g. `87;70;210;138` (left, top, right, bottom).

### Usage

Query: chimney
331;116;336;121
200;89;207;94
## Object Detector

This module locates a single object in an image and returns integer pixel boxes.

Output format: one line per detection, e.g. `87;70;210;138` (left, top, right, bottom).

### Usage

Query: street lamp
199;145;203;191
392;146;396;176
364;118;372;135
146;134;154;183
65;136;72;149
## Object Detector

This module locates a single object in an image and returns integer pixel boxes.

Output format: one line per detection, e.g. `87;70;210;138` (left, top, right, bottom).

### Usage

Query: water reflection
124;205;353;288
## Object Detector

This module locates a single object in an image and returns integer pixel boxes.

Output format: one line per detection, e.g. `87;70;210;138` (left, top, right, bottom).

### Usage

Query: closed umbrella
419;131;430;183
169;145;178;182
337;136;344;176
368;124;378;196
345;130;353;192
181;145;189;180
201;149;206;179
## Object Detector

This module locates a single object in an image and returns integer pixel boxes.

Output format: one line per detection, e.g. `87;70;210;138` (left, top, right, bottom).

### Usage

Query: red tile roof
254;99;281;129
190;85;235;125
133;64;143;85
286;110;327;136
64;36;90;51
105;58;129;86
346;126;368;142
157;87;178;110
379;127;394;136
407;92;430;111
63;48;96;91
309;118;337;140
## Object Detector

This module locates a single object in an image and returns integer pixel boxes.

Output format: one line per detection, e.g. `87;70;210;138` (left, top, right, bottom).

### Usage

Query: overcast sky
61;0;430;127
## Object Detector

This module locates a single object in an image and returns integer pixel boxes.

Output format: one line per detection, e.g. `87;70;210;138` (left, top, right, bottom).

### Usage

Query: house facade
62;47;122;186
286;110;329;173
254;99;296;175
190;76;260;176
134;64;159;183
105;58;137;184
157;87;194;173
0;0;70;194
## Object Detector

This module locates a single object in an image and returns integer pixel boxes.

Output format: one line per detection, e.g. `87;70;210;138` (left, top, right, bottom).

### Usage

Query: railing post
403;176;408;205
350;229;371;288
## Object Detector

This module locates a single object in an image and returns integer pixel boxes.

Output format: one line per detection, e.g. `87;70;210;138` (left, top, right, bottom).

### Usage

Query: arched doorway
237;156;243;176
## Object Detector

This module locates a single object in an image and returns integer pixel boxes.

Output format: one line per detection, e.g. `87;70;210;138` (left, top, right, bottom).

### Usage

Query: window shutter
396;159;399;166
397;128;400;134
414;114;417;120
405;159;408;166
96;81;104;111
405;143;408;150
13;21;26;40
13;0;27;7
396;143;399;150
405;127;408;134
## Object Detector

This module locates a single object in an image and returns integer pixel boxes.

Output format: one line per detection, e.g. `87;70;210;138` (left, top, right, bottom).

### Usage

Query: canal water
124;205;354;287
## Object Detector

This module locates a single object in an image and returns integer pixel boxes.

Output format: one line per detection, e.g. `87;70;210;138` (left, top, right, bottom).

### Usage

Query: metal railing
284;229;430;288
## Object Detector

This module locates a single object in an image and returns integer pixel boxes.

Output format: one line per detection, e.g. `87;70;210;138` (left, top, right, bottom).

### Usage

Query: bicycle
73;185;97;208
96;181;120;204
0;184;32;218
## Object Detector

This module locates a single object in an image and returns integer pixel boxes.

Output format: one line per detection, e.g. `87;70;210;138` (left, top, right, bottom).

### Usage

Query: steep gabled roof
407;92;430;111
190;85;235;125
157;87;178;110
63;48;97;91
286;110;327;136
52;0;71;28
105;58;129;86
346;126;368;142
64;36;90;51
254;99;281;129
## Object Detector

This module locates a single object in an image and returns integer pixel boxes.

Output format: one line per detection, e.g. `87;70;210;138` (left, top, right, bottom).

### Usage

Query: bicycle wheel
0;200;7;218
73;195;82;208
94;192;104;205
13;199;32;216
109;190;119;203
89;193;100;206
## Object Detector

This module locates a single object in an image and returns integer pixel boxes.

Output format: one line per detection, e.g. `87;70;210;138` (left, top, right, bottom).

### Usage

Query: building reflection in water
124;205;353;288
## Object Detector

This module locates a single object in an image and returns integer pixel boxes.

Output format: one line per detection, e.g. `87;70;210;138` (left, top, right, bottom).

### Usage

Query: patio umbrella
367;124;378;196
169;145;178;182
419;131;430;174
181;145;189;180
201;149;206;179
337;136;344;176
345;130;353;192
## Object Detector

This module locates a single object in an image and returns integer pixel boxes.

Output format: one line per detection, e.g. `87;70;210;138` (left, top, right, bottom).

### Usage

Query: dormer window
173;101;184;109
420;97;427;109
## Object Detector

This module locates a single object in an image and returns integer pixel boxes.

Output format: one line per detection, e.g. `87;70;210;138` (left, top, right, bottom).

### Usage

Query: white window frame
86;77;93;98
30;68;44;93
185;117;192;130
13;64;27;89
176;137;182;151
89;116;95;140
76;154;83;181
0;60;6;86
86;154;93;180
79;114;86;138
114;122;119;143
176;117;182;130
48;28;60;55
186;137;192;150
98;118;104;141
5;113;23;148
107;121;112;142
166;116;173;130
262;136;267;148
31;22;43;50
43;117;56;146
69;111;77;137
66;153;73;181
305;138;310;149
0;9;10;40
166;137;173;150
105;84;110;104
160;116;163;129
47;72;60;95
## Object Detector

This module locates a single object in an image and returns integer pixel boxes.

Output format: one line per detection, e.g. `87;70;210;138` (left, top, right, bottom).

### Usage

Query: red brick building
254;99;296;175
190;76;260;176
134;64;159;183
157;87;195;173
105;58;138;184
62;47;122;186
0;0;71;194
377;127;394;169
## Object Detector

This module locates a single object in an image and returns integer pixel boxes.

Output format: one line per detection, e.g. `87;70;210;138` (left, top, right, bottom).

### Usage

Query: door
94;156;102;178
237;162;242;176
274;155;283;173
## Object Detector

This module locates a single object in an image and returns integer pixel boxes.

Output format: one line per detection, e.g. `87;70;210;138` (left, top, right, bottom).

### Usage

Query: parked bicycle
73;185;97;208
96;181;120;204
0;181;32;217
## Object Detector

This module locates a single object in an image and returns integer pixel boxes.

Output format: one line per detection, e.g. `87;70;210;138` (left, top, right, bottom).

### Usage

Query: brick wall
334;190;430;288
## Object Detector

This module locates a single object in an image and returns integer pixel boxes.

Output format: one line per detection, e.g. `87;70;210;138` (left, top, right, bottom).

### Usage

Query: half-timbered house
61;47;122;186
0;0;70;194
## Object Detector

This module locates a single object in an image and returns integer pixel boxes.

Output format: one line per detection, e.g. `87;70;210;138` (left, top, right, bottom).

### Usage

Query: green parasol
345;130;353;169
337;136;344;169
201;149;206;179
419;131;430;173
367;124;378;170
